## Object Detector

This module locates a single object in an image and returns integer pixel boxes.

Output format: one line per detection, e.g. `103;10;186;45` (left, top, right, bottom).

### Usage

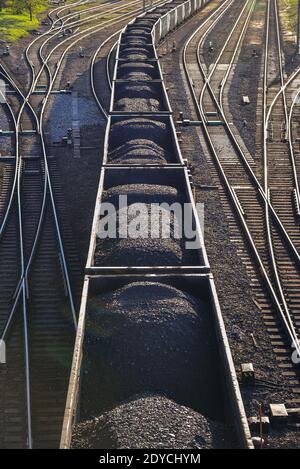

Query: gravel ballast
72;394;228;449
82;282;221;418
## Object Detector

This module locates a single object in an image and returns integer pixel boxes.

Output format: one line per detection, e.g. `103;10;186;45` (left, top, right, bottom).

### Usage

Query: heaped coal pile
118;63;159;80
109;118;167;149
72;394;227;449
134;19;157;28
95;183;199;266
122;38;150;47
119;46;153;60
108;139;171;164
114;84;163;113
81;282;222;419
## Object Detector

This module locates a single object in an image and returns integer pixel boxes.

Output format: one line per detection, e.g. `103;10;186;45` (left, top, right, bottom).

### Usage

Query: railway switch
241;363;255;385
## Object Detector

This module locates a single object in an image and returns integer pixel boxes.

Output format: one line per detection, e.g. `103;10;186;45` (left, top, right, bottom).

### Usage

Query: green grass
280;0;298;34
0;1;48;41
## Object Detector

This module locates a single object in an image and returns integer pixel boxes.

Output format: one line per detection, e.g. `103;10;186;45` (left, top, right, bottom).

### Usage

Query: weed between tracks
280;0;298;39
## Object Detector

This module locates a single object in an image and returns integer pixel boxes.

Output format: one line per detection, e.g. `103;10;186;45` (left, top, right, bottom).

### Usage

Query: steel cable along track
182;0;300;409
0;0;144;449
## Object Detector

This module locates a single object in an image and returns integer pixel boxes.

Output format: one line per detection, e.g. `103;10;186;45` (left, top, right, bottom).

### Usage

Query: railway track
0;0;172;449
60;0;253;449
182;0;300;421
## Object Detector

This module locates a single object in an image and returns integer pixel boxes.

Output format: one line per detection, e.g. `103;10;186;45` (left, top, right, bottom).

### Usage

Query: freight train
60;0;253;449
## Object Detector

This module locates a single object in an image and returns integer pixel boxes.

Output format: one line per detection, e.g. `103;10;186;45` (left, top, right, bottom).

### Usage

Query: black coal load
134;19;157;27
125;28;151;38
118;62;159;80
127;24;153;33
95;183;199;266
108;139;170;164
109;118;167;149
120;46;153;57
122;38;150;46
72;394;226;449
120;47;153;61
81;282;221;418
153;7;171;14
114;83;162;113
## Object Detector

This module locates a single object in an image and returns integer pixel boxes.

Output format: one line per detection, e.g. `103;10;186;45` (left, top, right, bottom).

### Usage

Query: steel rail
23;0;170;321
182;1;300;356
28;0;159;100
8;0;152;328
